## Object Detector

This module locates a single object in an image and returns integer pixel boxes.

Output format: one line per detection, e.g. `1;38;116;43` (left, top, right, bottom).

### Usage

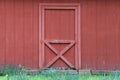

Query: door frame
39;3;81;70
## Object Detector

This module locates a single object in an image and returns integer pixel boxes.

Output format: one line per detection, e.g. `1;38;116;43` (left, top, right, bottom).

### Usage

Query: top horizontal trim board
39;3;80;6
39;3;80;9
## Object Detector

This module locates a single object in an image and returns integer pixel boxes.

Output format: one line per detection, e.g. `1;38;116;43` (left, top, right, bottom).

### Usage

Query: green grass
1;65;120;80
0;74;120;80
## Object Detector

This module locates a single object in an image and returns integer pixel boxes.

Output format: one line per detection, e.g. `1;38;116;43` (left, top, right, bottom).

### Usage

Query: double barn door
39;4;81;70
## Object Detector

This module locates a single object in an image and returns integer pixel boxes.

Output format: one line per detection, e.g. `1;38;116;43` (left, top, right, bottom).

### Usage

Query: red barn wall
0;0;39;69
0;0;120;70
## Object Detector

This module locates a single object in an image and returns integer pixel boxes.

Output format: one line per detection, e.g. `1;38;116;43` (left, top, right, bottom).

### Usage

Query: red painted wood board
0;0;5;66
5;0;15;65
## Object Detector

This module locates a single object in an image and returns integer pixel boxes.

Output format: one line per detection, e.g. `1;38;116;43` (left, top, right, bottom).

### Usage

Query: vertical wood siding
0;0;39;69
81;0;120;70
0;0;5;65
24;0;34;68
96;1;107;70
81;0;97;70
14;0;24;66
5;0;15;65
0;0;120;70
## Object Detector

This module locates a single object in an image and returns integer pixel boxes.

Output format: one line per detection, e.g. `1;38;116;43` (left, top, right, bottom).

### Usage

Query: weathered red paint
0;0;120;70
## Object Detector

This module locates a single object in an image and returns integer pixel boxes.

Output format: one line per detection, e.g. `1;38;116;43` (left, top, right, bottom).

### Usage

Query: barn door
39;4;81;70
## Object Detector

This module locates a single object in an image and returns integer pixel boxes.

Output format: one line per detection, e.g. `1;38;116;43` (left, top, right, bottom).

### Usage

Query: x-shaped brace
44;40;75;68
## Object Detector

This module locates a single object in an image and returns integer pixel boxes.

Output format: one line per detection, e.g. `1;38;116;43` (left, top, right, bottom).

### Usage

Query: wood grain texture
81;0;97;70
81;0;88;69
105;0;120;70
5;0;15;65
23;0;34;69
96;0;107;70
81;0;120;70
32;0;39;69
0;0;5;66
14;0;24;66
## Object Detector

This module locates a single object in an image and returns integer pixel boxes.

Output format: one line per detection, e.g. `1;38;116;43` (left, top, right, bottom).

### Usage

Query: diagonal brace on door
44;40;75;68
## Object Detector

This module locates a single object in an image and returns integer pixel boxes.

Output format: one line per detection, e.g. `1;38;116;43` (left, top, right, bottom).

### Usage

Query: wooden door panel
39;4;81;70
45;9;75;40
